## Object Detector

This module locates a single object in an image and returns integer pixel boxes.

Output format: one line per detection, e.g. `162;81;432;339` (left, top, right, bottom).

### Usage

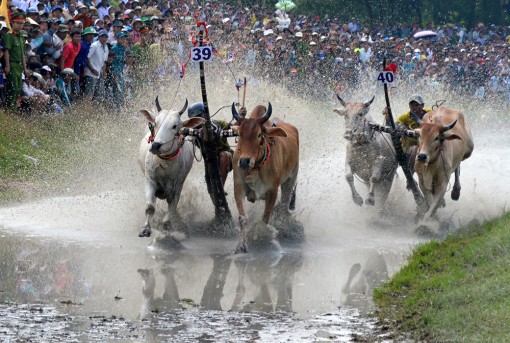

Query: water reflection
340;252;389;315
0;227;404;334
137;246;305;319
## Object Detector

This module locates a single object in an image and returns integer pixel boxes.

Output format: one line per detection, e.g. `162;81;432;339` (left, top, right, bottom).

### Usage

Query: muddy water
1;78;509;341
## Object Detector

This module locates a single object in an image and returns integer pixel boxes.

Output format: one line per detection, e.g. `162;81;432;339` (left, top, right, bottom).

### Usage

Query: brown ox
231;103;299;253
412;106;474;222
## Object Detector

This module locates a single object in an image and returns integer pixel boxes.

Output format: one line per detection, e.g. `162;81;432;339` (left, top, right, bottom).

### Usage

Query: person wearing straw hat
2;12;28;110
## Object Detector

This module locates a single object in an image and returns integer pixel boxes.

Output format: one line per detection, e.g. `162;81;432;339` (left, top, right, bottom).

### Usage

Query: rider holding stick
382;94;431;174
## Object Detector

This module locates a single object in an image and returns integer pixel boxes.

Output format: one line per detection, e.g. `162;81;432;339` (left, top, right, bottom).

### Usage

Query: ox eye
172;124;177;129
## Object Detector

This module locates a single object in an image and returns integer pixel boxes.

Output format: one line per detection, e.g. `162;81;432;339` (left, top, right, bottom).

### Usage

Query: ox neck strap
159;146;181;160
254;142;271;170
158;136;184;161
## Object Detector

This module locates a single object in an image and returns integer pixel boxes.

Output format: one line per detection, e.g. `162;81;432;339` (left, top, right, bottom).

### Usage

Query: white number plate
377;71;396;84
191;46;213;62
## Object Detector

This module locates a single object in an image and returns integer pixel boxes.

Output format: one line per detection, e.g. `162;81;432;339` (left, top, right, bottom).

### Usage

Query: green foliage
374;213;510;341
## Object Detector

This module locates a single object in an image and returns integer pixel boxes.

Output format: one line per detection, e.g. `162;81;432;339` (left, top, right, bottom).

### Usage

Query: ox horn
364;96;375;108
231;102;241;122
155;96;162;112
259;102;272;124
336;94;347;107
178;98;189;116
442;119;457;133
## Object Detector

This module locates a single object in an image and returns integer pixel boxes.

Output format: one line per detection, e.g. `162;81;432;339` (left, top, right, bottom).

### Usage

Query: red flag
385;63;397;74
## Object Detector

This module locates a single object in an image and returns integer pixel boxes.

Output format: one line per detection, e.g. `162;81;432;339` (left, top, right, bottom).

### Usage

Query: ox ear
265;127;287;138
140;109;156;123
183;117;205;128
444;132;463;141
333;108;346;116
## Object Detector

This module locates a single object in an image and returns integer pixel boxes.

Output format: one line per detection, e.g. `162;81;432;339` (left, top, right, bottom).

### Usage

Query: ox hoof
365;197;375;206
353;196;363;207
139;228;152;238
234;242;248;254
451;186;461;201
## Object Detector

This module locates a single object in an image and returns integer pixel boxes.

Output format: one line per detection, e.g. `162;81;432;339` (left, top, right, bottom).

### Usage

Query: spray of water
2;66;509;246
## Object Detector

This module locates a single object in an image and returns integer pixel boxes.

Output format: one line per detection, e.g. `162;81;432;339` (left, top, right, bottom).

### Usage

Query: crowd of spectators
3;0;510;117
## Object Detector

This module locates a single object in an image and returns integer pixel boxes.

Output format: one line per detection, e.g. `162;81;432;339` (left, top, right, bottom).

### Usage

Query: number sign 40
191;46;213;62
377;71;396;84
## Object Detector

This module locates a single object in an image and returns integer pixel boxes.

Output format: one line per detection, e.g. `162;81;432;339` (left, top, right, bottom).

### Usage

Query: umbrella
413;30;437;39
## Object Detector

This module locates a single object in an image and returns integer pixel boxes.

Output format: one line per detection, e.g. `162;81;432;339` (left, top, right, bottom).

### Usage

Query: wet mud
1;82;509;341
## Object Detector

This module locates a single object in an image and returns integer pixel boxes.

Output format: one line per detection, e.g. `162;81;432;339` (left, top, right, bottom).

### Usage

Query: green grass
0;109;135;205
374;213;510;342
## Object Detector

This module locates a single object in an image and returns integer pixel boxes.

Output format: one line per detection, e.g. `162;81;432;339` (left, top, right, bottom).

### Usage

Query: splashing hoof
234;242;248;254
365;196;375;206
139;228;152;238
353;195;363;207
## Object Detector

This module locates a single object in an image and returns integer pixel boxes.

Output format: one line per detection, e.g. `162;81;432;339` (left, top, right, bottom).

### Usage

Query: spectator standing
74;26;97;94
97;0;109;20
52;24;69;61
3;12;28;111
60;30;82;95
110;31;128;110
85;29;108;100
107;20;123;45
39;19;59;58
0;43;5;107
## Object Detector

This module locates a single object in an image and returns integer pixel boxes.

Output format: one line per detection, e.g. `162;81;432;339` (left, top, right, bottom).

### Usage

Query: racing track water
0;80;509;342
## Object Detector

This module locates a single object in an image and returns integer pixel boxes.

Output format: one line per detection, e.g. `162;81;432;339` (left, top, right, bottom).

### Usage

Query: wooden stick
242;77;247;108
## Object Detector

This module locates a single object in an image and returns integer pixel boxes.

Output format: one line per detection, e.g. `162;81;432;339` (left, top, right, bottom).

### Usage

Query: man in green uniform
3;13;28;111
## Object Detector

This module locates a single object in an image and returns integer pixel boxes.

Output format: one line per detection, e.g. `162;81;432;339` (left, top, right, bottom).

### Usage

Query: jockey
383;94;432;173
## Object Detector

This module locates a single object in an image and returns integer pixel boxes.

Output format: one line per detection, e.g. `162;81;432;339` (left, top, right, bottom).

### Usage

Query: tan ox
231;103;299;253
412;106;474;221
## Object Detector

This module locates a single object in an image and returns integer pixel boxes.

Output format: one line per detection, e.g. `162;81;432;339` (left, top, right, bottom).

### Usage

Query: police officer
3;12;29;110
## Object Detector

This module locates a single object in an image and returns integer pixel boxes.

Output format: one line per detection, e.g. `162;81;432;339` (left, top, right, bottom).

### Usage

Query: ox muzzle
239;158;251;169
416;153;428;162
149;142;162;153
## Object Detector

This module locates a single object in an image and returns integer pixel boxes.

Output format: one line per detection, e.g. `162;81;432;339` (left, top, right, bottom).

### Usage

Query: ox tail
289;185;297;211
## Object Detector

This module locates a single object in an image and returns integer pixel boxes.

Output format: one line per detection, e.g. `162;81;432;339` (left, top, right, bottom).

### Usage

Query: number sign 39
377;71;395;84
191;46;213;62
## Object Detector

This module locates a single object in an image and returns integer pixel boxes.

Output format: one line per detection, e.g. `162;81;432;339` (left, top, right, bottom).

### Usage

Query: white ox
334;96;397;208
138;98;204;238
411;106;474;222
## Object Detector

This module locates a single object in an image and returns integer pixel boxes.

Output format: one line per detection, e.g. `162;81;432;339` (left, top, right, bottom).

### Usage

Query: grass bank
374;213;510;342
0;108;140;205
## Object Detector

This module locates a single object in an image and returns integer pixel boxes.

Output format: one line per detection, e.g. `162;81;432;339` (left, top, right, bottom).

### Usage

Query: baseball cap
408;94;424;105
98;29;108;36
58;24;69;32
116;31;128;39
42;65;52;72
295;31;303;37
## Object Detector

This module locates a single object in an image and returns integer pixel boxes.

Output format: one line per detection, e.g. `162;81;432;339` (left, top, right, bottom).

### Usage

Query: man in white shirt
84;29;109;100
97;0;110;19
